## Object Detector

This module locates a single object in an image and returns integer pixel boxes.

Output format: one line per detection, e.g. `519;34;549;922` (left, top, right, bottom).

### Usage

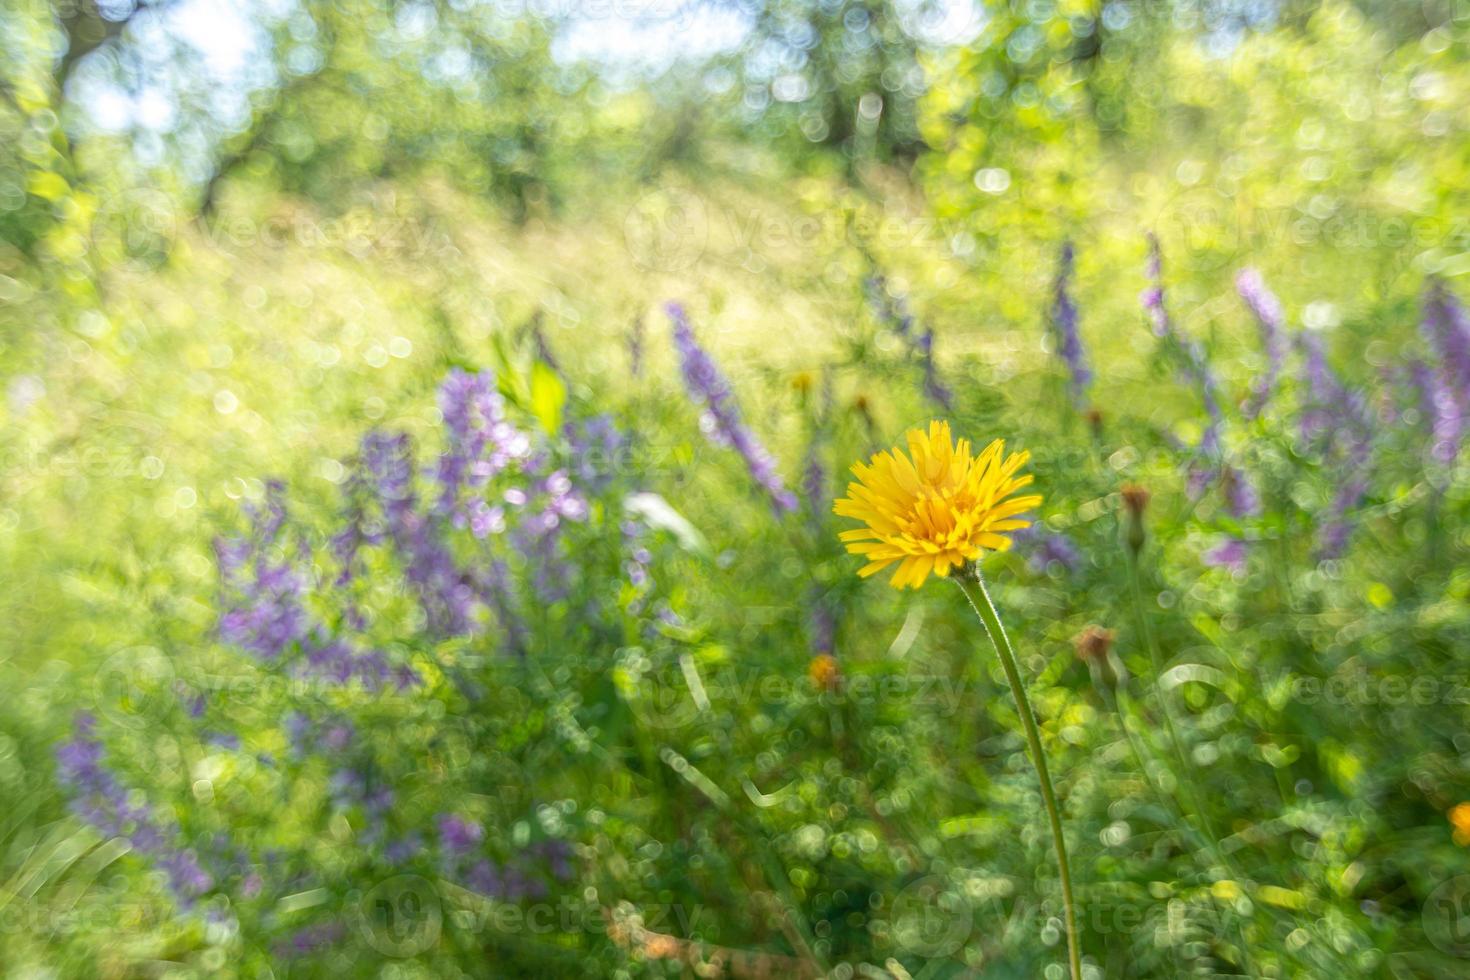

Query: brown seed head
1073;625;1115;662
1121;483;1151;519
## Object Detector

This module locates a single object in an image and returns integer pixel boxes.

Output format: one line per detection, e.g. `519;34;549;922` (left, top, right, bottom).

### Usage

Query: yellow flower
1450;802;1470;845
833;420;1042;589
807;653;840;691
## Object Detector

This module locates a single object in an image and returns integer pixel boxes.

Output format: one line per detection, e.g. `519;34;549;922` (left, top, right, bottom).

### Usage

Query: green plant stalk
1122;545;1259;975
954;569;1082;980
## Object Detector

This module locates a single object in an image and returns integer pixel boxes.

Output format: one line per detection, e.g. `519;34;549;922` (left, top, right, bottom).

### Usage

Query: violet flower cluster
1049;242;1091;408
56;713;214;906
436;368;531;536
1143;235;1226;459
59;358;651;960
1296;331;1374;558
667;301;798;514
863;273;954;410
1144;238;1260;565
218;480;407;688
1235;267;1287;419
628;314;645;378
1011;524;1083;575
799;368;834;526
437;813;575;901
1418;280;1470;464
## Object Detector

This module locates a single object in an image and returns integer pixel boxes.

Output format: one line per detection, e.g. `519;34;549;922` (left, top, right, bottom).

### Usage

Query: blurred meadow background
4;0;1470;976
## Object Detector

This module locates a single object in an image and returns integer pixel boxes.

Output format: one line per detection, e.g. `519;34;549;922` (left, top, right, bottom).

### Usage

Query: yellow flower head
1451;802;1470;845
833;421;1042;589
808;653;840;691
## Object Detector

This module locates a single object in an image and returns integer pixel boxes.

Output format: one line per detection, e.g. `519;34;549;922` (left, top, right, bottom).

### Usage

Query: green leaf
26;171;69;202
625;492;711;560
528;360;566;434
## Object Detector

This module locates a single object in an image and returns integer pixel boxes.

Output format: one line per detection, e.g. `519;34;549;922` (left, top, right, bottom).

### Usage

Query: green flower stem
955;569;1082;980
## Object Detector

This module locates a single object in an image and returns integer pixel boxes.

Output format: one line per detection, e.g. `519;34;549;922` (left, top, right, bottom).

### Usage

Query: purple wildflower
1146;238;1265;531
385;833;423;866
435;368;530;536
808;599;836;657
1424;279;1470;394
1049;242;1091;407
56;713;214;906
1142;235;1225;458
1205;537;1248;572
865;274;954;411
916;328;955;410
1235;268;1287;419
276;921;346;959
622;518;653;612
438;814;484;856
667;302;797;513
1221;464;1261;519
363;431;481;636
799;367;834;528
508;460;592;604
1012;525;1083;575
215;483;310;662
1295;332;1374;558
628;315;645;378
466;859;505;897
1410;358;1464;464
565;414;626;492
217;479;404;689
1418;281;1470;464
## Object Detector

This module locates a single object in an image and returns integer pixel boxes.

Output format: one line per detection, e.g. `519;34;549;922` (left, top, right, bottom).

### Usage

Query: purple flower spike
435;368;531;533
1235;268;1287;419
1011;525;1083;575
1146;236;1260;518
1419;281;1470;465
1143;236;1225;460
437;814;484;855
1295;333;1374;558
1050;242;1091;408
1410;358;1464;464
56;713;215;907
1205;538;1248;572
1222;464;1261;519
667;302;797;514
865;274;954;410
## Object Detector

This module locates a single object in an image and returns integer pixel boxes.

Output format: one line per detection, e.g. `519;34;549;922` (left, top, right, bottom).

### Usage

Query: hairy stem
954;570;1082;980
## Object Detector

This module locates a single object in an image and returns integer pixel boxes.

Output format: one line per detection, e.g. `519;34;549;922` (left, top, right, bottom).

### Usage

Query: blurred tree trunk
50;0;173;97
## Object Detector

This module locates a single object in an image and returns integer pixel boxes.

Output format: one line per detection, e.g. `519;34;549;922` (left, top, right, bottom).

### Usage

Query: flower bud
1120;483;1150;555
1073;625;1124;690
